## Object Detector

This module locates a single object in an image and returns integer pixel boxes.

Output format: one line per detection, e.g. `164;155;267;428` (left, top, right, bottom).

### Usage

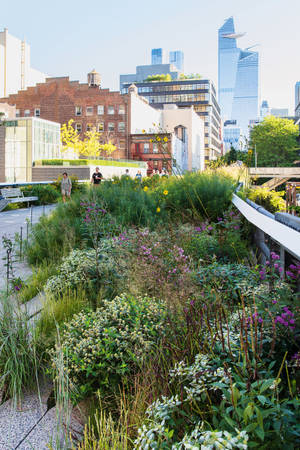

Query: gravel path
0;205;56;291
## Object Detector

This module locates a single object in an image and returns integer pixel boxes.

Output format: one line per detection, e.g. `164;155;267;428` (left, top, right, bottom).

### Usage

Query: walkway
0;205;56;291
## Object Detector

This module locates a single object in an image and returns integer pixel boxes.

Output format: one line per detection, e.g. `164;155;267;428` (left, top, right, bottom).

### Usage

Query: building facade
295;82;300;113
169;51;184;71
0;72;129;160
0;28;47;98
260;100;270;120
0;117;60;182
218;17;259;139
270;108;289;118
223;120;240;152
122;79;221;161
151;48;165;65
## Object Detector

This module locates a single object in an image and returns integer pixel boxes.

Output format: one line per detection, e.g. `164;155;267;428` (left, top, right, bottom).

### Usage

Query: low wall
249;167;300;177
32;165;147;182
32;167;90;181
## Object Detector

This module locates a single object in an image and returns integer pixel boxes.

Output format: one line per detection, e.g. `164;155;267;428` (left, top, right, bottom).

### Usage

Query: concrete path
0;205;56;291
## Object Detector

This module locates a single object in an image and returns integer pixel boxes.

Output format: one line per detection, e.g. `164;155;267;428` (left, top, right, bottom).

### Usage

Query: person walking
61;172;72;203
135;170;142;183
91;167;103;186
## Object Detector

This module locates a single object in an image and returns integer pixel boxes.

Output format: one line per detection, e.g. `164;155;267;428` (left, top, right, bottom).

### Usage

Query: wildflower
150;139;153;142
156;207;161;213
163;190;168;196
143;186;148;192
142;129;146;133
272;299;278;304
157;137;161;141
163;137;168;142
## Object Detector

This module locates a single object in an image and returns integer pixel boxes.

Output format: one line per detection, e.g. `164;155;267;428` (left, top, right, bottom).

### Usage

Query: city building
0;28;47;98
260;100;270;120
0;71;128;160
121;79;222;161
120;49;180;90
151;48;165;65
270;108;289;118
0;103;16;120
0;117;60;183
295;82;300;113
169;51;184;71
128;85;205;173
223;120;240;152
218;17;259;138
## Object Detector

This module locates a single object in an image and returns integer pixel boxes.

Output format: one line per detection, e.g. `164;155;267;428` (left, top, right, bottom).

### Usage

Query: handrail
232;193;300;259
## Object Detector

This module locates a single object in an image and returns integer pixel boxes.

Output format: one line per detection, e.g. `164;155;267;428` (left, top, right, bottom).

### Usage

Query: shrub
248;187;285;213
53;293;167;400
22;184;60;205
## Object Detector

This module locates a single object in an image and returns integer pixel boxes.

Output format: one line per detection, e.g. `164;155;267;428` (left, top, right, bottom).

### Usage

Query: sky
1;0;300;113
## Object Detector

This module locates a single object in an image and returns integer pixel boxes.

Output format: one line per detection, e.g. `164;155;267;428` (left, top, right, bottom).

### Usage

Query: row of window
136;83;210;93
135;143;160;154
16;108;40;117
75;122;125;133
75;105;125;116
147;93;209;104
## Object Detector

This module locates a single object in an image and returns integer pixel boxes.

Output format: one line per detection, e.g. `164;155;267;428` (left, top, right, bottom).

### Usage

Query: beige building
0;103;16;120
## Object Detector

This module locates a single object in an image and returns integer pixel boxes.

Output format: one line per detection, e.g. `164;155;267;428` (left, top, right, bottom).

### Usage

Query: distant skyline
2;0;300;114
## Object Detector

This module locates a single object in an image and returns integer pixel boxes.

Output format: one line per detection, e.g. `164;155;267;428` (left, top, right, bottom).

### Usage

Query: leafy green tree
145;74;172;82
250;116;299;167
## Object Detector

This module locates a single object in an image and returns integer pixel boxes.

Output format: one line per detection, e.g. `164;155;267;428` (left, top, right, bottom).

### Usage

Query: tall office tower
151;48;165;65
169;51;184;71
0;28;47;98
260;100;270;120
295;82;300;112
218;17;259;138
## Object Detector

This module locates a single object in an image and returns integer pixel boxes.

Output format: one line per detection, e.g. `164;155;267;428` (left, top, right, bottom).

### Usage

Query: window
86;123;93;132
75;106;82;116
118;122;125;132
119;139;125;148
75;123;82;133
86;106;93;116
24;109;30;117
97;122;104;132
108;122;115;131
97;105;104;115
119;105;125;115
143;143;150;154
15;109;20;117
34;108;40;117
108;106;114;115
153;143;158;153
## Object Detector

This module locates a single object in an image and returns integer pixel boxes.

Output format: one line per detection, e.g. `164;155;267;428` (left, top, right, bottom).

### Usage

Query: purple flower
190;300;195;306
274;263;279;269
14;286;20;291
272;299;278;304
207;226;213;231
289;319;295;325
234;226;239;230
258;317;263;323
266;260;270;265
278;267;283;273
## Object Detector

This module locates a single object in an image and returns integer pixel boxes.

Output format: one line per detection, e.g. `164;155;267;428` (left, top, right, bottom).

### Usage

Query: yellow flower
142;129;146;133
150;139;153;143
156;207;161;213
143;186;148;191
157;137;161;142
163;190;168;196
163;137;168;142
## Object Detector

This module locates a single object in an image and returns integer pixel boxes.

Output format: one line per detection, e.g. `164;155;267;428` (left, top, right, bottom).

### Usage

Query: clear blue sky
2;0;300;113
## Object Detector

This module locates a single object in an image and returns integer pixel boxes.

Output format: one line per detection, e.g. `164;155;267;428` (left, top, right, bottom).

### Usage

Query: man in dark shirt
91;167;103;185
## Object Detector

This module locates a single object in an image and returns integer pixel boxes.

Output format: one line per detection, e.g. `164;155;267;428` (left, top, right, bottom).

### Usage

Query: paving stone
0;380;52;449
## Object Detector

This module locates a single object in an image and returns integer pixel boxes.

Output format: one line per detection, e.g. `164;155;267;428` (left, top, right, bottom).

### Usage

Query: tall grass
0;294;39;405
19;262;57;303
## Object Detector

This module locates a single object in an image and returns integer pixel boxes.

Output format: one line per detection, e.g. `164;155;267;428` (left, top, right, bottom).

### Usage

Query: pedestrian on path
91;167;103;185
61;172;72;203
135;170;142;183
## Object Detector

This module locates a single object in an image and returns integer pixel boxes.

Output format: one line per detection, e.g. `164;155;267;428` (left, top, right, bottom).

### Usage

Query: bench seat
8;196;38;203
1;188;38;206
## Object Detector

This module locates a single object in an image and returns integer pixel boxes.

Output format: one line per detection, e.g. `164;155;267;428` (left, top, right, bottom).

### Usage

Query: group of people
60;166;169;202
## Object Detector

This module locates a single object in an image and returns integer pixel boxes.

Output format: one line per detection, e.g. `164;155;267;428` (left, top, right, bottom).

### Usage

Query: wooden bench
1;188;38;208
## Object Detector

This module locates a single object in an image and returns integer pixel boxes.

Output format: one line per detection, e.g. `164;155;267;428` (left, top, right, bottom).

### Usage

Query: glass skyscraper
218;17;259;139
151;48;165;65
295;82;300;112
169;51;184;71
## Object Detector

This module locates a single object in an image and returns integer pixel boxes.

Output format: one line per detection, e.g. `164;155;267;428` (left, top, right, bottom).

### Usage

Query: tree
250;116;299;167
61;122;116;159
61;119;83;155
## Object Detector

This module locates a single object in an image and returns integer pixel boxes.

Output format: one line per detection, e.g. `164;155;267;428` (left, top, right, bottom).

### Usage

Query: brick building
0;71;129;160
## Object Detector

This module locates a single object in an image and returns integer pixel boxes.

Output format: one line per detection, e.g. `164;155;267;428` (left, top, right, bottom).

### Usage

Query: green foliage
248;187;286;213
0;295;39;405
144;74;172;82
179;73;202;80
18;262;57;303
21;184;60;205
157;172;235;221
35;159;145;168
250;116;299;167
54;293;167;400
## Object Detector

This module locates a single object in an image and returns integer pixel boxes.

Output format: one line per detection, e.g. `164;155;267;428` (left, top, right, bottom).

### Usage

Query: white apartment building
0;28;47;98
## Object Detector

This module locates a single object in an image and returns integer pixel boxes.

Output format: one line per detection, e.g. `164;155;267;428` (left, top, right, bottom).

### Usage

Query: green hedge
35;159;145;168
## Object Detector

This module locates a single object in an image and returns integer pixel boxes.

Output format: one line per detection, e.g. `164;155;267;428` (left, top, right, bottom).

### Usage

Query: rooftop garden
1;171;299;448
